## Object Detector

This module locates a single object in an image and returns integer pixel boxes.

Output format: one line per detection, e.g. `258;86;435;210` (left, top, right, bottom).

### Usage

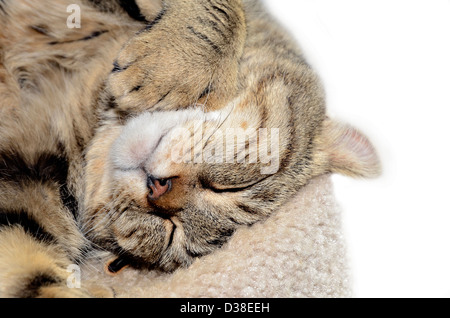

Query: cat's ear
315;118;382;178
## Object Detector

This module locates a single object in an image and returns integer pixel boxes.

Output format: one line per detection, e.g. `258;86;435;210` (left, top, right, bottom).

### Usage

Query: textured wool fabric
82;175;351;298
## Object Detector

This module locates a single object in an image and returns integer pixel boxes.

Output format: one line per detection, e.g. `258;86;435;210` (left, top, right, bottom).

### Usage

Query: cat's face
82;92;320;272
82;88;380;273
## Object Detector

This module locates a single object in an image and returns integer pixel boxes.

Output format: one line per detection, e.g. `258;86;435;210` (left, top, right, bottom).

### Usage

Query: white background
264;0;450;298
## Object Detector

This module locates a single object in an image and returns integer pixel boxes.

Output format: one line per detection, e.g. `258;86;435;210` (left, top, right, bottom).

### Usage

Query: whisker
202;102;235;151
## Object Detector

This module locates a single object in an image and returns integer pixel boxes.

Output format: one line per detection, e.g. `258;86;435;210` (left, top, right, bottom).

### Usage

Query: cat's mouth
154;213;178;252
105;214;180;274
105;206;195;272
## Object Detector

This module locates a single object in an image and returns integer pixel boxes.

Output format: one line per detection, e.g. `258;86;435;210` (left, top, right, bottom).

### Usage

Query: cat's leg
107;0;247;112
0;204;114;298
0;226;91;298
0;155;110;298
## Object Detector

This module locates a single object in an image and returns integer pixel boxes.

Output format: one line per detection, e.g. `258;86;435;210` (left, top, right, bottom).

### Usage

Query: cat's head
82;93;380;272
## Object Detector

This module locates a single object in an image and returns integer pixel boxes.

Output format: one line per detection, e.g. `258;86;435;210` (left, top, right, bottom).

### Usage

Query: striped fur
0;0;380;297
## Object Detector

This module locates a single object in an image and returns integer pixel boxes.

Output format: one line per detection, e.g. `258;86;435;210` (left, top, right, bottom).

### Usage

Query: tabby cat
0;0;380;297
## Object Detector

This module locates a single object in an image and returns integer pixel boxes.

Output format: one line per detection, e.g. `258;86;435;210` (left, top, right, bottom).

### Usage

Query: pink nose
147;176;172;200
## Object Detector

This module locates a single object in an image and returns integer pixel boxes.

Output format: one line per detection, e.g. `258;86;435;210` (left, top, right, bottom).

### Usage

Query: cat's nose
147;175;172;200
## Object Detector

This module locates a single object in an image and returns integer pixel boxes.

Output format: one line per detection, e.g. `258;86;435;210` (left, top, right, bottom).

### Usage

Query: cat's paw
108;25;216;113
108;1;246;113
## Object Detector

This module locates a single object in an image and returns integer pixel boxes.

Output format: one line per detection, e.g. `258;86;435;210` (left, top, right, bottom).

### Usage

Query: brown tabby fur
0;0;380;297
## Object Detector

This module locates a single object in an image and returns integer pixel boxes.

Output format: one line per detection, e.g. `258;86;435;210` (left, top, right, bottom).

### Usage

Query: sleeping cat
0;0;380;297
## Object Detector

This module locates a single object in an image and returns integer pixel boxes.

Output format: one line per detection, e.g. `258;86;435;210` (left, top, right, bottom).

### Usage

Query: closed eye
199;175;270;193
